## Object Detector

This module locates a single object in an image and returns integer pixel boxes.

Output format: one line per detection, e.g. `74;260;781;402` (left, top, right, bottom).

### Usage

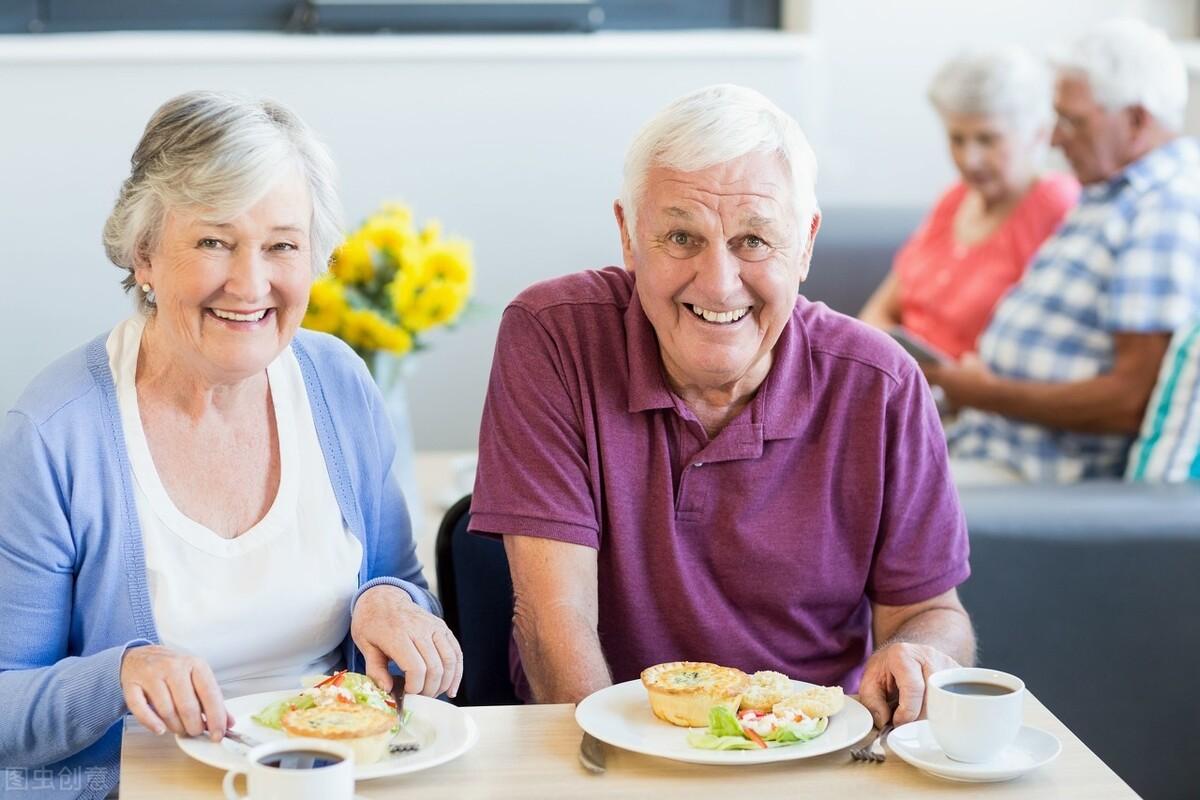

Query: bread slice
640;661;749;727
773;684;845;719
281;704;397;764
739;670;794;712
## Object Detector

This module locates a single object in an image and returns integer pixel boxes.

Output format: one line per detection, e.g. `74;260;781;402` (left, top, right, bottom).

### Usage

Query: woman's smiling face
135;167;314;385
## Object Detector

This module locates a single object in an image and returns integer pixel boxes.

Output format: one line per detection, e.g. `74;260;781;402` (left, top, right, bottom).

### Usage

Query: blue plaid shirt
948;137;1200;482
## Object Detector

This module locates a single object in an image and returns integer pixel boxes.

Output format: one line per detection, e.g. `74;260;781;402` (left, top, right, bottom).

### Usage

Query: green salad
687;706;829;750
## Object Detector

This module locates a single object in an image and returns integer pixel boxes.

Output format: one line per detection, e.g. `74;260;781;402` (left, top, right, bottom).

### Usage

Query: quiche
640;661;750;727
280;704;397;763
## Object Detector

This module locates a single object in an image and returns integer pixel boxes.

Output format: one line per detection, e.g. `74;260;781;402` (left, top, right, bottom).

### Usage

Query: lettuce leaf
687;732;759;750
706;706;746;738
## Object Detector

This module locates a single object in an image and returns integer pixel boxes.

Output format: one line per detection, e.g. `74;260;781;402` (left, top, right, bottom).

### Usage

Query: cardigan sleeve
0;410;143;768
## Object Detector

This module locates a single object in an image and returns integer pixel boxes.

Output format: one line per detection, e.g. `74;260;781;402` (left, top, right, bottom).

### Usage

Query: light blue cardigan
0;329;438;800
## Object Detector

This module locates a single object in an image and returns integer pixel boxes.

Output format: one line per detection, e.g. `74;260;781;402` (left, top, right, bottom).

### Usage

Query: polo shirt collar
623;285;815;442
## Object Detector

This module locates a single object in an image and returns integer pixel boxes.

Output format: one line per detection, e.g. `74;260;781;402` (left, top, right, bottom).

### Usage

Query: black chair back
434;494;520;706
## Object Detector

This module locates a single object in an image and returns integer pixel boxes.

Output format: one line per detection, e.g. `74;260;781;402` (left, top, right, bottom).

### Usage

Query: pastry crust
739;670;794;712
640;662;749;727
281;705;397;764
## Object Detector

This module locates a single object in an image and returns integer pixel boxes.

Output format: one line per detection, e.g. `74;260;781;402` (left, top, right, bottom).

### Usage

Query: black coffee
940;681;1014;696
257;751;344;770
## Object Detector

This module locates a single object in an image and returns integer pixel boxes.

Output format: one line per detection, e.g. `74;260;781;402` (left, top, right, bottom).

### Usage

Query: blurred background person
928;19;1200;484
860;46;1079;359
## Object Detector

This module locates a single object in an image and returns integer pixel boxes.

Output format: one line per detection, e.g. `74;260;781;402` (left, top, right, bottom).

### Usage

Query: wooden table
120;692;1135;798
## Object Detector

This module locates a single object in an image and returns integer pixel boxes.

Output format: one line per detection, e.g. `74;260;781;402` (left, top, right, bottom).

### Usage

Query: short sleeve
866;365;971;606
1107;198;1200;332
469;305;600;548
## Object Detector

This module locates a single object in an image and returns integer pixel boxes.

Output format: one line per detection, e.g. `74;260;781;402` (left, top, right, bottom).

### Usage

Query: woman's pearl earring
141;283;151;293
141;282;156;305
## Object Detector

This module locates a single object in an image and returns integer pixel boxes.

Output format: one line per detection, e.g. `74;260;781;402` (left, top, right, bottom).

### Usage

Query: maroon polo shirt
470;267;969;695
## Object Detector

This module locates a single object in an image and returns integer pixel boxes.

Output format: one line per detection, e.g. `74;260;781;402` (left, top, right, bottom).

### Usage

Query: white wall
805;0;1195;207
0;32;816;449
2;2;1196;449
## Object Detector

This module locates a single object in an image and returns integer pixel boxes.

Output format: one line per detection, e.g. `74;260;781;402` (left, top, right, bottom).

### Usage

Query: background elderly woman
0;91;461;797
860;47;1079;359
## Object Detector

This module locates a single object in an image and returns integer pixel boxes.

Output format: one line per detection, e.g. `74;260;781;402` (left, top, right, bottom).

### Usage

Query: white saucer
887;720;1061;783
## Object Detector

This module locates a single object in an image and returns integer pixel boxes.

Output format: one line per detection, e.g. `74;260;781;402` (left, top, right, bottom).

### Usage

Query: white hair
619;84;818;242
928;46;1054;136
1052;18;1188;132
103;90;343;312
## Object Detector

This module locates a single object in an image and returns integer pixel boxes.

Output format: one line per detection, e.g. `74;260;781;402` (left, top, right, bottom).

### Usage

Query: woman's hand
120;645;231;740
351;585;463;699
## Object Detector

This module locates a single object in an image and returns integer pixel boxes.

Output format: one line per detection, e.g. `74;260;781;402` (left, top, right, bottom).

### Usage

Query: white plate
176;691;478;781
575;679;873;765
888;720;1061;782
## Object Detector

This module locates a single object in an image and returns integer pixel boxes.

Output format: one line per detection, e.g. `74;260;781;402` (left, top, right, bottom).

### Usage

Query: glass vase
371;351;423;540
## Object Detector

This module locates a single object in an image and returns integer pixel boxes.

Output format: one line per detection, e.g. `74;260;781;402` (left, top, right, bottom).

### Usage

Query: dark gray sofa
957;483;1200;800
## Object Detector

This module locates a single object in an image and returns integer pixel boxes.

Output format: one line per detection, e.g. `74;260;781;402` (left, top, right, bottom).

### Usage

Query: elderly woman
0;91;461;796
860;47;1079;359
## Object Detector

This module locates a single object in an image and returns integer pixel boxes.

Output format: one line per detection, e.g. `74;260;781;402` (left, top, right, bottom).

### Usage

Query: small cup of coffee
926;667;1024;763
223;739;355;800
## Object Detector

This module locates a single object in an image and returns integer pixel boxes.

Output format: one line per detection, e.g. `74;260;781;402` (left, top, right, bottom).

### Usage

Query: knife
578;732;607;774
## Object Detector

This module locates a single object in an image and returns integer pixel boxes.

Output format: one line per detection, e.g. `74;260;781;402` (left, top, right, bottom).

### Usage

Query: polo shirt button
693;462;704;467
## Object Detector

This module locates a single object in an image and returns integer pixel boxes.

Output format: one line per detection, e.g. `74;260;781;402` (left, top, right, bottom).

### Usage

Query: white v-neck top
108;315;362;698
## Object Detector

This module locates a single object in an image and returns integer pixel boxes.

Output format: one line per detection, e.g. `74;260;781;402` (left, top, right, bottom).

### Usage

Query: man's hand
351;585;463;699
120;645;231;740
858;642;961;728
922;352;993;410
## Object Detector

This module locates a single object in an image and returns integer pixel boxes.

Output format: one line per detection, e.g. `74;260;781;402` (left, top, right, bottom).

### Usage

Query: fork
849;723;893;763
387;682;421;754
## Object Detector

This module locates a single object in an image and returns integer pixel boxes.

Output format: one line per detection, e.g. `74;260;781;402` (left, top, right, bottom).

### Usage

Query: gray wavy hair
619;84;818;244
103;90;343;312
1052;18;1188;133
927;46;1054;137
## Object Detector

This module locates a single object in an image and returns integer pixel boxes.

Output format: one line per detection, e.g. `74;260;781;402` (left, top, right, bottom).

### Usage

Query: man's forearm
880;607;977;668
513;602;612;704
960;372;1147;434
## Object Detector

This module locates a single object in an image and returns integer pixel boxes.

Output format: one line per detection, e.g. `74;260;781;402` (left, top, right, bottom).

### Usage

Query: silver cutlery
849;723;892;763
578;732;607;774
388;682;421;754
195;713;262;750
222;728;263;749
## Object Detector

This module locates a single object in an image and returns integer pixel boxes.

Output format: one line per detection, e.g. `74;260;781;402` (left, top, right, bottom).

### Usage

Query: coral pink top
894;173;1079;358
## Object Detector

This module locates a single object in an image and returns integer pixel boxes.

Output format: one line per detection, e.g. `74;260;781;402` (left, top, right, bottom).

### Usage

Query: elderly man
927;20;1200;484
470;84;975;728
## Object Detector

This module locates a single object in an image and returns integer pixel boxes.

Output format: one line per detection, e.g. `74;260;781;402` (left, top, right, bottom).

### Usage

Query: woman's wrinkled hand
858;642;961;728
351;585;463;699
120;645;231;740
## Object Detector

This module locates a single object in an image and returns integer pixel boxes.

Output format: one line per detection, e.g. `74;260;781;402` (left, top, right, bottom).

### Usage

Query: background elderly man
860;46;1078;359
470;84;975;729
926;20;1200;485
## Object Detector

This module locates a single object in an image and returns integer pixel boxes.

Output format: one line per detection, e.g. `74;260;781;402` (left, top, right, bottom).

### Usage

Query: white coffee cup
926;667;1025;763
223;739;355;800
